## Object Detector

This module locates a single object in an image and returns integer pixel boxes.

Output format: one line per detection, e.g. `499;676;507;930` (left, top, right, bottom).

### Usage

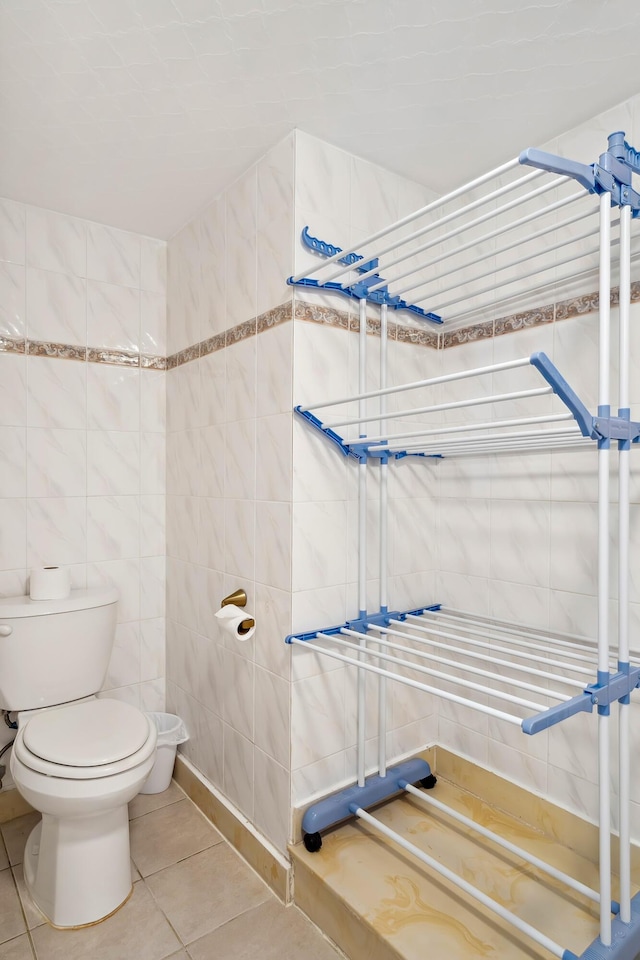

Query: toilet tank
0;587;118;711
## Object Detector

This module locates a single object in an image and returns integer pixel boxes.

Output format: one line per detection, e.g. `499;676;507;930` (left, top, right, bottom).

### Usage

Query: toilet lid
22;699;151;767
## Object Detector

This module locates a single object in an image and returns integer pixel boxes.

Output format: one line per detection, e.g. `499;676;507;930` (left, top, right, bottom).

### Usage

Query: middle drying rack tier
295;350;640;462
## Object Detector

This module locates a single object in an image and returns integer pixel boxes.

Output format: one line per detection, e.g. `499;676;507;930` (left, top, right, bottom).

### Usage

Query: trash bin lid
23;699;151;767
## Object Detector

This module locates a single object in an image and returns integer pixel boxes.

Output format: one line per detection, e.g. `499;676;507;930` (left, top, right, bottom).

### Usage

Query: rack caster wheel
420;774;437;790
303;831;323;853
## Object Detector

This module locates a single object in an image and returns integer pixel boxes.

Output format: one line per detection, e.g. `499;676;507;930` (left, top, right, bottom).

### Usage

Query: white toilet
0;587;157;928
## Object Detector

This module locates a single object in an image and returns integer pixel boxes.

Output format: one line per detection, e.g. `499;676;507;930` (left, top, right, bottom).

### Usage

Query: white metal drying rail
296;351;595;461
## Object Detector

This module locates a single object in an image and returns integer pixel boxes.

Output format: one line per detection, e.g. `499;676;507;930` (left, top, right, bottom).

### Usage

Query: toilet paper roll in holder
220;590;255;635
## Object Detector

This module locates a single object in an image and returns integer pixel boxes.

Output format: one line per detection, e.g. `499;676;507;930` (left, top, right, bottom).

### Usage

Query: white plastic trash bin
139;713;189;794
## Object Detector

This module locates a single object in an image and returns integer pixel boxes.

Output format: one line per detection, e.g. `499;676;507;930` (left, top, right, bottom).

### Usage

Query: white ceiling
2;0;640;240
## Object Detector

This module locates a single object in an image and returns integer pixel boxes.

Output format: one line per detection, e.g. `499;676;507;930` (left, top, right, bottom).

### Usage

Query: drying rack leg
300;757;434;852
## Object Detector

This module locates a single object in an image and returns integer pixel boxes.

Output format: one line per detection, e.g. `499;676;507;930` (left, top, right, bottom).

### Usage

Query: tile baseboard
173;754;291;903
435;746;640;878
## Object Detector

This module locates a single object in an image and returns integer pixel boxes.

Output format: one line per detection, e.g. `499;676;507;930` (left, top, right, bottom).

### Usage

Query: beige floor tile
0;935;35;960
0;815;40;867
10;866;45;931
130;799;223;878
0;869;27;946
146;844;271;944
0;837;8;872
129;782;185;821
187;900;344;960
30;881;180;960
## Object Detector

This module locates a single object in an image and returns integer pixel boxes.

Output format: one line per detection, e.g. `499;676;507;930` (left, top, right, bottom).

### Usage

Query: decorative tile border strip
167;343;200;370
257;300;292;333
292;298;440;347
3;279;638;370
166;301;293;369
200;332;226;358
554;281;640;322
0;336;168;368
442;280;640;347
141;354;167;370
294;299;350;330
395;323;440;348
494;305;555;338
87;347;140;367
28;340;87;361
441;320;494;348
555;291;601;322
0;336;26;354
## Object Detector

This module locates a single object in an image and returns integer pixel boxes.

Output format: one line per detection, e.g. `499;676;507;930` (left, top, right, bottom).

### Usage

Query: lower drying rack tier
288;603;640;960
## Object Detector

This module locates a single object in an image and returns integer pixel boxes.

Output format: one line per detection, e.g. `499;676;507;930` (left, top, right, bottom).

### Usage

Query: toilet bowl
0;586;158;929
10;698;157;928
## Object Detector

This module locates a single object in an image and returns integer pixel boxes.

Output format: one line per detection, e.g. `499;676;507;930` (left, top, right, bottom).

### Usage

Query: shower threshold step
290;751;640;960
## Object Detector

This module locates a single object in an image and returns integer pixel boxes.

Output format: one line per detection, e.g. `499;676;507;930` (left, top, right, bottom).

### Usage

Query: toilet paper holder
220;590;255;634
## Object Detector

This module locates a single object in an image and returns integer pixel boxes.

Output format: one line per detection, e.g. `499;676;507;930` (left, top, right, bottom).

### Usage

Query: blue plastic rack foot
300;757;434;852
576;892;640;958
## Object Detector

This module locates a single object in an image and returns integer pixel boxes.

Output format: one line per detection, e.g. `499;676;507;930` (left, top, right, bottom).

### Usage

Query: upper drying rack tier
288;131;640;332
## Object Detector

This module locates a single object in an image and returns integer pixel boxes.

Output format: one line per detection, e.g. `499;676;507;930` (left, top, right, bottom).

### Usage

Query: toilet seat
14;699;156;780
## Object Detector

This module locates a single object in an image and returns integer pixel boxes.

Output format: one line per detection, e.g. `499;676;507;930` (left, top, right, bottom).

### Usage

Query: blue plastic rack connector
289;228;443;323
394;450;442;461
285;603;442;646
529;351;640;444
518;148;597;193
293;407;362;461
294;407;446;465
618;660;632;705
300;758;433;839
618;408;632;451
529;352;594;437
522;665;640;735
592;406;640;445
521;133;640;217
575;889;640;958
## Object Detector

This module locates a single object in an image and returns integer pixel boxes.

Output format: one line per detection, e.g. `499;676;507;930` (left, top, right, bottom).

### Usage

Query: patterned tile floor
0;784;343;960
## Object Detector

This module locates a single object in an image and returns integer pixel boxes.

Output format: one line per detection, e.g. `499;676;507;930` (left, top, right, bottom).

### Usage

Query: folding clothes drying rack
286;133;640;960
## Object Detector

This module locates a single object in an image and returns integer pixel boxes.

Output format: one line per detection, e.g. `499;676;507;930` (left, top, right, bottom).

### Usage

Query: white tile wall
166;134;296;855
0;198;167;719
26;267;86;344
0;262;25;340
165;130;441;848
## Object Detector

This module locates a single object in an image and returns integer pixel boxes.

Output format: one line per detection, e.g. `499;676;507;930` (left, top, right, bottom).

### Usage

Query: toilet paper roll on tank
30;567;71;601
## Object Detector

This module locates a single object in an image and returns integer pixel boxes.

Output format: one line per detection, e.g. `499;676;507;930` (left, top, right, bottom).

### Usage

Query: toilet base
24;806;133;928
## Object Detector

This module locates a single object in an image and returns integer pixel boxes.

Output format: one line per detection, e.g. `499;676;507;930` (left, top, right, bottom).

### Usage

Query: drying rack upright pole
597;191;612;947
618;201;632;924
357;297;368;788
378;302;388;778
